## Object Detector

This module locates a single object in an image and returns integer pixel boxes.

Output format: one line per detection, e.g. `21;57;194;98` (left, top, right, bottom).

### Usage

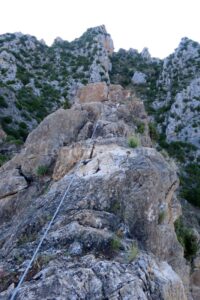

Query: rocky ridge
0;82;190;299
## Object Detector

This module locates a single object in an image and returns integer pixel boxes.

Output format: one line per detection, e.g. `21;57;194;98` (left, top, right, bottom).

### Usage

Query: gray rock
0;168;27;199
68;241;83;256
2;254;186;300
0;141;188;298
132;71;147;85
141;47;151;61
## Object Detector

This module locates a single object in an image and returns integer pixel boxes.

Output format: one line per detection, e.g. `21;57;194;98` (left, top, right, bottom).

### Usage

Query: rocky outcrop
141;47;151;61
1;84;150;178
154;38;200;149
93;25;114;55
165;78;200;146
0;83;189;299
132;71;147;85
0;143;188;299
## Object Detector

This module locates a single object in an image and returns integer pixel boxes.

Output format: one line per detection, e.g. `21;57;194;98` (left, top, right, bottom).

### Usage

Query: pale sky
0;0;199;58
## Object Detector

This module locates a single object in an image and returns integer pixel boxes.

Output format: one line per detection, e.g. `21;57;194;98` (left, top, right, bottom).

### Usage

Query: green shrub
16;65;31;85
19;122;27;129
136;121;145;134
163;141;197;163
81;78;88;85
2;116;12;124
0;95;8;108
5;135;23;145
36;165;49;176
175;218;199;260
0;154;9;167
128;136;139;148
1;124;20;140
149;122;159;141
127;244;138;262
63;99;71;109
180;163;200;207
133;119;145;134
110;237;122;252
158;211;166;224
18;127;28;140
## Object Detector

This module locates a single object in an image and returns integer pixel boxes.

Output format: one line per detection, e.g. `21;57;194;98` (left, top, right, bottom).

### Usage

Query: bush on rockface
110;237;122;252
180;163;200;207
149;122;159;141
175;218;199;260
16;65;31;85
36;165;49;176
127;244;139;262
0;154;9;167
159;140;197;163
134;119;145;134
0;95;8;108
128;136;139;148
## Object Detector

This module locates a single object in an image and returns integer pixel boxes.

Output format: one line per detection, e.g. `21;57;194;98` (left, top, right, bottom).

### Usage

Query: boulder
1;108;88;177
132;71;147;85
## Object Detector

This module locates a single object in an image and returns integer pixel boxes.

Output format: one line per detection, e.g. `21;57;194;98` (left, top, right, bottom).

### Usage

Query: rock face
1;255;186;300
141;47;151;61
165;78;200;146
155;38;200;149
1;84;150;178
93;25;114;55
110;40;200;293
76;82;108;103
0;83;189;299
0;168;28;199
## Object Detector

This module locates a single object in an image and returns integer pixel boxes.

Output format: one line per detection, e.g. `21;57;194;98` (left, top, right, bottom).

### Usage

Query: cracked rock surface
0;84;189;299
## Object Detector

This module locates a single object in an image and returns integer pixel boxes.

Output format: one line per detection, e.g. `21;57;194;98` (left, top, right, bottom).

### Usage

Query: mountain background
0;25;200;299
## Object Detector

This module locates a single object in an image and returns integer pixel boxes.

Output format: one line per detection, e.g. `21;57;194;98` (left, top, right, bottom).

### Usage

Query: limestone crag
0;83;188;299
165;77;200;146
155;38;200;148
0;26;113;148
110;38;200;290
